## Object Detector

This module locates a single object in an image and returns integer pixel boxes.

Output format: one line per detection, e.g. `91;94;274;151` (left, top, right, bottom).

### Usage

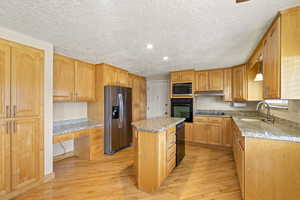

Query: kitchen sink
240;118;262;122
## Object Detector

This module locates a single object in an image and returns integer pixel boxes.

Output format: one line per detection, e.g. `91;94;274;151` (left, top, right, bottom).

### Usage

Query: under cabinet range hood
194;90;225;97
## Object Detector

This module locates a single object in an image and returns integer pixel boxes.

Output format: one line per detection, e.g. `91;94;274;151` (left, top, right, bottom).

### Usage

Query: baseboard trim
54;151;75;162
3;172;55;200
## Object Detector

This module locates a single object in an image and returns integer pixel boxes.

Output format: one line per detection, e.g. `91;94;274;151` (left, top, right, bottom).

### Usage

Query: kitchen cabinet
192;122;208;144
208;70;224;91
232;122;245;199
190;117;232;147
232;65;247;101
195;71;208;91
195;69;223;91
0;120;10;195
103;64;129;87
222;118;233;147
75;61;96;101
53;54;75;101
0;39;44;199
11;118;40;190
206;123;223;145
0;43;11;120
184;122;193;142
263;17;281;99
12;45;43;118
131;74;147;122
223;68;232;101
170;70;194;83
54;54;96;102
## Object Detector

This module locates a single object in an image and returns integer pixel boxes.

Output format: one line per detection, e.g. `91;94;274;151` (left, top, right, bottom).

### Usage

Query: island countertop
132;117;185;133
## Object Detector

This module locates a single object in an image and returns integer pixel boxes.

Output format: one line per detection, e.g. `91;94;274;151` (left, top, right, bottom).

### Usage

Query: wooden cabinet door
223;68;232;101
263;18;281;99
117;70;129;87
103;66;118;86
170;72;181;82
0;43;11;119
207;123;222;145
0;120;11;195
232;65;247;101
236;140;245;199
132;77;141;122
180;71;194;82
139;78;147;120
184;122;193;142
75;61;95;101
195;71;208;91
11;46;43;118
11;118;40;190
53;54;75;101
192;122;208;143
222;118;233;147
208;70;224;91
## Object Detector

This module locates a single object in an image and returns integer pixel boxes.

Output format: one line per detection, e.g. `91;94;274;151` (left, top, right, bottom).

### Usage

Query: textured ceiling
0;0;299;76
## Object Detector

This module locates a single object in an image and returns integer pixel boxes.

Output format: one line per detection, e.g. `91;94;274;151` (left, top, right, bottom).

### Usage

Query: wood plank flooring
14;144;242;200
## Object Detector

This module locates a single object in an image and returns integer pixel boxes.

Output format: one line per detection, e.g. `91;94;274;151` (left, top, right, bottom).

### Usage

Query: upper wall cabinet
102;64;128;87
263;17;281;99
170;70;194;83
53;54;95;102
223;68;233;102
75;61;96;101
195;69;223;92
232;65;247;102
258;7;300;100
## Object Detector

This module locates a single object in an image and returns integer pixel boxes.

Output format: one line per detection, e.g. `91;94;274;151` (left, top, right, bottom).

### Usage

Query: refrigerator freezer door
104;86;121;154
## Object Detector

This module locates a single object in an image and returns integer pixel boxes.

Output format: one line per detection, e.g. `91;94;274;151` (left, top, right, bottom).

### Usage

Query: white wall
147;80;170;118
53;102;87;156
0;27;54;175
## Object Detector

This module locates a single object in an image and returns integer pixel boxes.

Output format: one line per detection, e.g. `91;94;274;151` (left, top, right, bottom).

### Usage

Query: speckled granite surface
132;117;185;133
233;117;300;142
53;118;103;136
194;110;300;142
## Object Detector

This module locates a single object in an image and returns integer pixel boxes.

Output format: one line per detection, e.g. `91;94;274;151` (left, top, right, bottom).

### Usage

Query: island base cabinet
245;138;300;200
134;130;167;193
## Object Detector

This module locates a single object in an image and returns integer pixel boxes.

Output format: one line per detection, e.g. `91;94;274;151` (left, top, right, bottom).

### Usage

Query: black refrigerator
104;86;132;154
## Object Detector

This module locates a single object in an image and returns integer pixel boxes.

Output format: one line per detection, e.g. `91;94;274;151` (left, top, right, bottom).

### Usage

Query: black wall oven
171;98;193;122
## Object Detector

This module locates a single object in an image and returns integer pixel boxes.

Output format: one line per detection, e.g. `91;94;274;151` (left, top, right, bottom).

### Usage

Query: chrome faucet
256;101;274;123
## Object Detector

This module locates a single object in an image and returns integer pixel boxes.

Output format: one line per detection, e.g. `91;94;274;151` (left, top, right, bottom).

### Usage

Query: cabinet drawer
194;117;223;123
167;126;176;134
167;133;176;148
167;144;176;161
167;156;176;175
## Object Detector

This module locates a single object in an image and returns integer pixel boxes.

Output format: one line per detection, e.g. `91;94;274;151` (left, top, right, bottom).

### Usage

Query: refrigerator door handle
118;93;124;128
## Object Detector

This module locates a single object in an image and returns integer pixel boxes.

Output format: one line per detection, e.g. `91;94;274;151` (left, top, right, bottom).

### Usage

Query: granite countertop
132;117;185;133
53;118;104;136
233;117;300;142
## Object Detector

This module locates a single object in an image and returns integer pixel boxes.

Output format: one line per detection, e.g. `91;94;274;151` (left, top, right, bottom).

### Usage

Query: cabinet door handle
6;121;9;134
13;121;16;134
6;105;10;118
13;105;16;117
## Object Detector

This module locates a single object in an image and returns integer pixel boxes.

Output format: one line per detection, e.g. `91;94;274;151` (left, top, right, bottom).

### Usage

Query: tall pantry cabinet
0;39;44;197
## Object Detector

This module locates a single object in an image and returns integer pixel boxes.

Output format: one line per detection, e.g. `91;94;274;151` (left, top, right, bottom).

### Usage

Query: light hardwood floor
14;144;242;200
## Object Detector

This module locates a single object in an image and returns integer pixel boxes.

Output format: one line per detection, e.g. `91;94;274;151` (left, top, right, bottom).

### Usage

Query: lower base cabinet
190;117;232;147
0;118;42;198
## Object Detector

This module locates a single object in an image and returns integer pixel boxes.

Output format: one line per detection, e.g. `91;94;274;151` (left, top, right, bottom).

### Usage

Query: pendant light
254;57;263;82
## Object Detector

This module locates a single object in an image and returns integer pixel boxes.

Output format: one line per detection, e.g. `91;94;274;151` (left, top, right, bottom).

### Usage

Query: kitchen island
132;117;185;192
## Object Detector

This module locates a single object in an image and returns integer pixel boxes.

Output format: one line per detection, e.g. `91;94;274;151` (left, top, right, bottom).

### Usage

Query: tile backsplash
194;96;258;111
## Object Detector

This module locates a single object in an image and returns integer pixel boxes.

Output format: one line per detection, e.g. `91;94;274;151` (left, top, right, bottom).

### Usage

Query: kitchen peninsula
132;117;185;192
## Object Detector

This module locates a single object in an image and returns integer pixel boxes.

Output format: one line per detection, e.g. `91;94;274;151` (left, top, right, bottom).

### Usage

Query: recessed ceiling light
146;44;153;49
163;56;169;61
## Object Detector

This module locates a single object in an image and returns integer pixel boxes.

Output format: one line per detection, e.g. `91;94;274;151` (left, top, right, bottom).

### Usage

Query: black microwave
172;83;192;96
